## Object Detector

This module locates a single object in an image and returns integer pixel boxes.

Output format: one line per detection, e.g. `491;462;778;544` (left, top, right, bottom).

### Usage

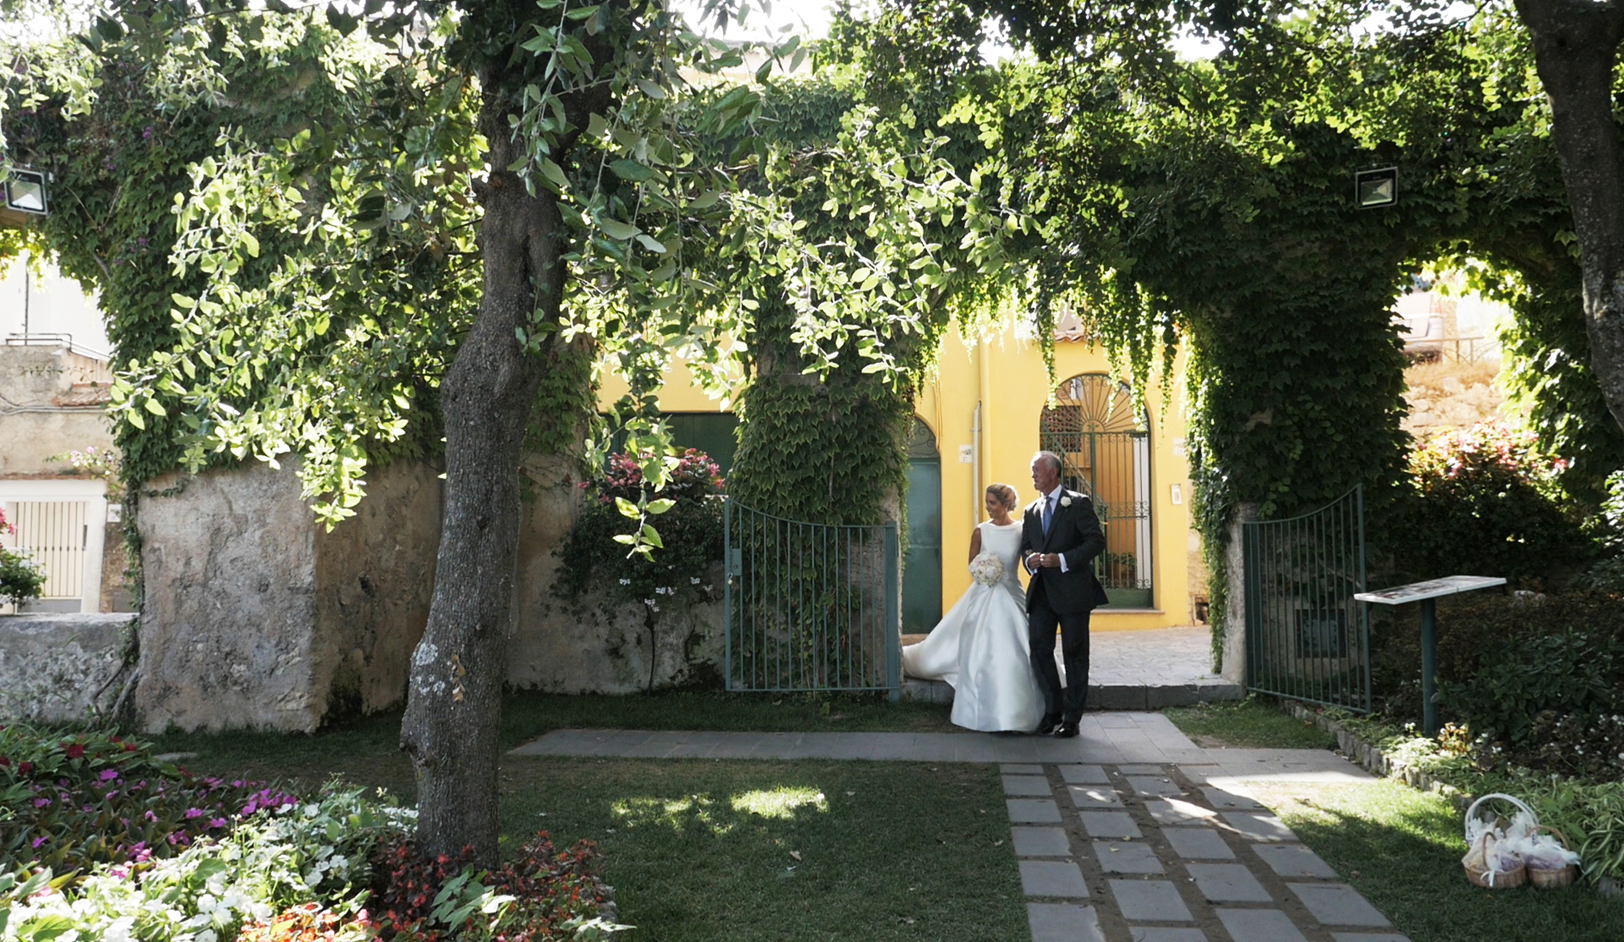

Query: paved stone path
511;712;1407;941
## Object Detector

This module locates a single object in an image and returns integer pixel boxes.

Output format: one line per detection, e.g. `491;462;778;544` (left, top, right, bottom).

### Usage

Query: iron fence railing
724;501;900;699
1242;486;1372;712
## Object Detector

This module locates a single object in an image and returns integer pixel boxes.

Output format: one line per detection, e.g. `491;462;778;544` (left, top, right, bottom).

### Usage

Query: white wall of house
1;254;110;356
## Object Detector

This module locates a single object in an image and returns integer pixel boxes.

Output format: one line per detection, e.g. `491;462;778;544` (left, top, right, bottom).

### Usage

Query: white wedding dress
901;521;1047;732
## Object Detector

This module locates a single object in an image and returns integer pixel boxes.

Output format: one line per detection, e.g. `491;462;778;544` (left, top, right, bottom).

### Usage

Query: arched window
1039;375;1153;607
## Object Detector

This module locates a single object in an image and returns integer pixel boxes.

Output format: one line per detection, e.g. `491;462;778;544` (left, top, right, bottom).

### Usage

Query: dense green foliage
1385;421;1592;587
554;448;725;643
1369;588;1624;781
0;723;612;941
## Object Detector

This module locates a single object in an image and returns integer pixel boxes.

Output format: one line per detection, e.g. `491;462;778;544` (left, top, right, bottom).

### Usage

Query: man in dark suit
1021;450;1109;738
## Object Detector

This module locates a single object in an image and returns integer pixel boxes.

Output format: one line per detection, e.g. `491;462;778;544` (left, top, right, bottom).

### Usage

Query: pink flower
99;769;120;781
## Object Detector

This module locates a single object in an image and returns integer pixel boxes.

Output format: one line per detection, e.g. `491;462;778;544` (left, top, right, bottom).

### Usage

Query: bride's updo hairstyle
987;483;1018;511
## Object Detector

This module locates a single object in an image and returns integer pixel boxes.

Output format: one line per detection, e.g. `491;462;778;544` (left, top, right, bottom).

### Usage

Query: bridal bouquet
969;552;1004;586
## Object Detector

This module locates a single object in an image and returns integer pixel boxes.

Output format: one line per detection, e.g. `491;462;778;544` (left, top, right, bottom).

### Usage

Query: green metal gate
1040;375;1153;608
1242;486;1372;712
724;501;901;699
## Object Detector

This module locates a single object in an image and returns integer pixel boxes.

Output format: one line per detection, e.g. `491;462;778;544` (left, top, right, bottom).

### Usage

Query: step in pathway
1003;761;1407;942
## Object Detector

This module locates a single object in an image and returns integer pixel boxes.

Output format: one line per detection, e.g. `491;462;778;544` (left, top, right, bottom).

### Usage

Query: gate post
1220;502;1257;687
884;523;900;702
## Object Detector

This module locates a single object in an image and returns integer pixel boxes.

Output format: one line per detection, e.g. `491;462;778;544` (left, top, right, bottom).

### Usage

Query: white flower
968;552;1005;587
619;578;631;585
691;577;701;584
1060;496;1072;507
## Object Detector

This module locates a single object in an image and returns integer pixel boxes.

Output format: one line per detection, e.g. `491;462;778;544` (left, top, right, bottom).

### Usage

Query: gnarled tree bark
1512;0;1624;434
399;10;616;863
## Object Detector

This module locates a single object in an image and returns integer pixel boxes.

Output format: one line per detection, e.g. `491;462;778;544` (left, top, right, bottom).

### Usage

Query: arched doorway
903;418;942;632
1039;375;1153;608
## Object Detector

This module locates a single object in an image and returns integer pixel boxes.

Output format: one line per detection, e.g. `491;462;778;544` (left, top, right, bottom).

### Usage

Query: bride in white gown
902;484;1048;732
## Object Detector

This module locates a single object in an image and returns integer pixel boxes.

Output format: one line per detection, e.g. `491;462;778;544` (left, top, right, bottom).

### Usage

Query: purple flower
33;798;50;808
100;769;120;782
185;808;205;819
31;836;48;848
209;817;227;829
143;810;157;822
130;843;152;862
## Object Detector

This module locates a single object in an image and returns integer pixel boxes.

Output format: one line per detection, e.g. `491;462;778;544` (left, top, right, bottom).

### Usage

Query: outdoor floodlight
0;168;49;228
1355;167;1397;209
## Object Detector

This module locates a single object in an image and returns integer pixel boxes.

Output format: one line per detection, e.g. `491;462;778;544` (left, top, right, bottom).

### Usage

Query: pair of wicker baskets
1462;793;1579;890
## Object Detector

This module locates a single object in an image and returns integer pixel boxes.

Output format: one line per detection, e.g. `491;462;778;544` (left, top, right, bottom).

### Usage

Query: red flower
64;744;86;759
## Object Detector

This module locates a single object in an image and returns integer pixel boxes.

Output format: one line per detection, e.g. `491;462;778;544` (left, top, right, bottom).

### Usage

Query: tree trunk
399;93;567;866
1513;0;1624;434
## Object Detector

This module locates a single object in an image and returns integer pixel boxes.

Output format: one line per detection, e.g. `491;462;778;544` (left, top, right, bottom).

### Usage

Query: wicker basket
1463;793;1535;890
1527;825;1580;890
1464;832;1528;889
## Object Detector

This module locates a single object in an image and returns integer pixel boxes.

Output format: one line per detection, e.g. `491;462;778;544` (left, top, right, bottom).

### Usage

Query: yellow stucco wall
598;323;1199;631
920;325;1194;631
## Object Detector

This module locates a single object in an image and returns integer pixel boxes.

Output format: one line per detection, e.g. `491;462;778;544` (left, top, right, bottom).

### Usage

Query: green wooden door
903;419;942;633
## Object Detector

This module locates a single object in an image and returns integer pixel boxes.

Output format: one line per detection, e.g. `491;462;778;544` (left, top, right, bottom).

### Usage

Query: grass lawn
497;757;1024;941
1249;779;1624;942
1163;695;1338;749
152;692;1027;940
150;690;1623;940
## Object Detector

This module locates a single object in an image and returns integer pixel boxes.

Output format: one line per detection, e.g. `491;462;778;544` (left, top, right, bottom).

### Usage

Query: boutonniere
1060;496;1072;507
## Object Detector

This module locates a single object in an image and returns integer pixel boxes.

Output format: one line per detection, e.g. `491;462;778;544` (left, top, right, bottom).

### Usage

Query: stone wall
128;456;727;732
134;460;441;733
506;451;726;694
0;613;134;723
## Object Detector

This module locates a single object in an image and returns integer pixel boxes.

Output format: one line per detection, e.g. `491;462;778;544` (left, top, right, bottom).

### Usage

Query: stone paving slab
1008;798;1063;824
1288;883;1392;927
1095;841;1165;875
1068;784;1126;808
1028;902;1106;942
1012;826;1072;857
1219;810;1299;842
1005;774;1056;796
1185;862;1271;902
1110;879;1194;922
1020;859;1091;898
1128;929;1210;942
1252;843;1338;879
1161;827;1234;860
1215;907;1310;942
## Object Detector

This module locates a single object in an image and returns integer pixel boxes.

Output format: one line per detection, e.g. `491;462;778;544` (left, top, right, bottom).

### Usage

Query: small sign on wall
958;445;974;463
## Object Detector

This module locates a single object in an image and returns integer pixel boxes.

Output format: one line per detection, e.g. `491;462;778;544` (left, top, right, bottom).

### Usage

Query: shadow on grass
497;757;1025;942
1257;781;1623;942
146;689;958;804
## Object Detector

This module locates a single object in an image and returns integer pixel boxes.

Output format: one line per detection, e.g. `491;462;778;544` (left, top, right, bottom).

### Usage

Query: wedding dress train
901;521;1051;732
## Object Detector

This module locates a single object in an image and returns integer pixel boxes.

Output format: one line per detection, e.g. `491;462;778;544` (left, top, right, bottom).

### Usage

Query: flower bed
1;724;620;940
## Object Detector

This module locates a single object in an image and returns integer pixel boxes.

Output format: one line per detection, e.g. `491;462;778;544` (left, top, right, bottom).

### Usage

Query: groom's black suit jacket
1020;489;1110;614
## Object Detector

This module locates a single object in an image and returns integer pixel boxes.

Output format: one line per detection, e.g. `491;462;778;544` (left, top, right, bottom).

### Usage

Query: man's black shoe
1035;716;1060;735
1052;721;1080;738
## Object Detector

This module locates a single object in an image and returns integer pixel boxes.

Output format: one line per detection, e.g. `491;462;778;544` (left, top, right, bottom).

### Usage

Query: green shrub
1436;630;1622;746
1385;421;1591;587
0;508;46;607
554;448;725;612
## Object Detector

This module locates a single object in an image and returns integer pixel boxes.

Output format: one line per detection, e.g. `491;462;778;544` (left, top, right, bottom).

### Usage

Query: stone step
900;676;1243;710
